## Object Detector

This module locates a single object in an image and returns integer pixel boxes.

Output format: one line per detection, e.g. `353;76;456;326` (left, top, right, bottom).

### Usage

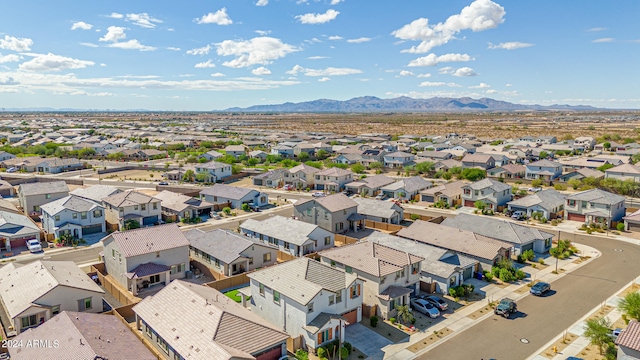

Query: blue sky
0;0;638;110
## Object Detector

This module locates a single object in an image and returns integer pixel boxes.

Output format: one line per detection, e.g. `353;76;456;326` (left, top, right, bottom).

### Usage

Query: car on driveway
530;281;551;296
494;298;517;318
209;212;221;220
158;181;169;185
26;239;42;253
312;192;326;197
6;167;16;173
375;193;387;200
410;298;440;318
528;187;542;193
511;210;526;220
424;295;448;311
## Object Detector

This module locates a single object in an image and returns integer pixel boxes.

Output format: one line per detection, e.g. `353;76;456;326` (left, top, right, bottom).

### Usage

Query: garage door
627;222;640;232
254;344;282;360
142;215;158;226
567;213;586;222
342;309;358;326
464;200;475;207
10;237;28;248
82;224;103;236
422;195;434;203
521;243;534;253
463;267;473;280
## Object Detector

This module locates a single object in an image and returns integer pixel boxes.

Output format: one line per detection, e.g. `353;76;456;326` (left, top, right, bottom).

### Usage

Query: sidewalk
379;242;602;360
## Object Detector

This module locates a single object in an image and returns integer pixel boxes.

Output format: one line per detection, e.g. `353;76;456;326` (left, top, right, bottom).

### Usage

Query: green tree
124;219;140;230
442;172;453;180
316;149;328;159
185;155;198;163
265;154;281;163
395;305;412;324
195;172;208;182
79;147;96;158
550;239;572;272
539;151;549;159
297;152;310;161
351;163;365;174
618;292;640;321
597;163;614;172
232;164;243;175
414;161;434;174
474;200;487;211
568;178;581;190
246;158;259;166
460;168;486;181
368;162;384;170
107;152;125;161
182;169;195;182
603;142;611;150
219;155;237;164
531;179;543;188
583;317;613;355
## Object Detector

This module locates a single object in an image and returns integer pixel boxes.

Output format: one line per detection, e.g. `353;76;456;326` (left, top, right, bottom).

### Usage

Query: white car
6;167;16;173
26;239;42;253
312;192;326;197
410;298;440;318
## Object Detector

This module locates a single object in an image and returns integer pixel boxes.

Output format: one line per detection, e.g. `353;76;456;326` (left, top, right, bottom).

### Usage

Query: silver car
410;298;440;318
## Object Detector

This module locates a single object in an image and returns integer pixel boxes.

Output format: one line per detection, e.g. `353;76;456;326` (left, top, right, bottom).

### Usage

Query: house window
156;251;160;258
54;215;60;221
112;249;116;259
171;263;185;275
284;242;290;250
345;266;352;274
263;253;271;262
324;236;331;246
52;305;60;315
134;205;138;210
545;238;551;248
249;257;253;265
45;194;51;199
145;323;151;337
273;291;281;304
149;275;160;284
330;260;336;267
381;276;386;284
93;209;102;218
215;259;220;267
141;204;146;211
72;213;78;219
308;302;314;313
78;297;92;311
350;284;361;299
396;269;404;279
33;206;40;212
336;291;342;303
153;203;158;210
329;295;335;305
306;208;311;216
411;264;419;275
568;199;576;206
259;283;265;296
157;336;169;354
81;212;87;220
21;314;38;329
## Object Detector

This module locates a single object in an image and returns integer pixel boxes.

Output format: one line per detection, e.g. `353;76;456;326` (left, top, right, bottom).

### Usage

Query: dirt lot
86;169;164;181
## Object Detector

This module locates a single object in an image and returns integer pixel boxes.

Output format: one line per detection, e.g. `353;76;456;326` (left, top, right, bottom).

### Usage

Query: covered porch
125;262;171;296
347;213;366;232
53;222;83;239
377;285;414;320
585;209;613;228
303;312;348;354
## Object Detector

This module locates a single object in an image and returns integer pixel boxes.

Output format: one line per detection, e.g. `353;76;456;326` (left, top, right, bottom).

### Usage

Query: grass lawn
224;289;248;303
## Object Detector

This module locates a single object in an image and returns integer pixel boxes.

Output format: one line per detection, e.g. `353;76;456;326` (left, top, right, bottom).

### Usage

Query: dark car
494;298;517;318
530;281;551;296
158;181;169;185
425;295;448;311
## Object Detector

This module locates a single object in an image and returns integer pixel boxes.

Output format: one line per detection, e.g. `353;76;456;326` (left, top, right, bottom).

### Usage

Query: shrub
617;223;625;232
325;341;336;357
316;347;327;360
222;207;231;215
389;317;396;324
522;249;535;262
295;349;309;360
340;347;349;359
370;316;378;327
515;269;526;280
531;179;543;188
343;342;352;354
499;268;515;282
241;203;250;211
484;272;493;282
554;183;567;190
538;258;545;265
410;214;420;221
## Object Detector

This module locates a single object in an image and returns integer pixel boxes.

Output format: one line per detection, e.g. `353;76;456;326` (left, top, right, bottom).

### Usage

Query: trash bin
475;272;483;280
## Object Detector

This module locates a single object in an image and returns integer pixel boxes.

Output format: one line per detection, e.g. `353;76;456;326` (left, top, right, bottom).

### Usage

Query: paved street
415;233;640;360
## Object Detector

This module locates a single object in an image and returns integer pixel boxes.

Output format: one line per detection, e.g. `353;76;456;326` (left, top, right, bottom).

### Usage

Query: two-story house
525;159;563;182
285;163;320;189
200;184;268;209
383;151;415;168
194;161;232;183
248;258;363;354
294;194;364;233
564;188;626;227
379;176;432;200
185;228;278;276
102;224;190;296
0;209;41;253
270;144;295;158
240;215;335;256
353;197;404;224
461;154;495;170
319;242;423;320
419;180;466;207
604;163;640;182
314;168;354;192
152;190;214;222
344;174;395;197
573;136;596;150
40;195;105;239
507;189;566;220
133;280;289;360
224;144;248;158
102;190;162;231
461;178;512;210
18;181;69;216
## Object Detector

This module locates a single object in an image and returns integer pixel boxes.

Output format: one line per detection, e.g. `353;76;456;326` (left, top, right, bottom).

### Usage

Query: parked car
158;181;169;185
494;298;517;318
530;281;551;296
511;210;525;220
610;328;623;340
283;184;294;190
375;193;387;200
312;192;326;197
410;298;440;318
26;239;42;253
6;167;16;173
425;296;448;311
528;187;542;193
209;212;221;220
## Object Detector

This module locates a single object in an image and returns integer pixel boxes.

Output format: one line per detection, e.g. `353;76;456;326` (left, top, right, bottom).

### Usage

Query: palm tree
395;305;412;324
182;169;195;182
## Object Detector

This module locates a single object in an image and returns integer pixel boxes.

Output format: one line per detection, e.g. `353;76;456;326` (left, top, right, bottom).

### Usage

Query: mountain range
224;96;599;112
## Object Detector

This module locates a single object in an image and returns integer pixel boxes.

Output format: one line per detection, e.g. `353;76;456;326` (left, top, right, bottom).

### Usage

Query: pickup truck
494;298;517;318
26;239;42;253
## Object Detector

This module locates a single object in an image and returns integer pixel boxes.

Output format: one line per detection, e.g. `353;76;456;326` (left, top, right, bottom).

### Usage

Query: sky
0;0;638;111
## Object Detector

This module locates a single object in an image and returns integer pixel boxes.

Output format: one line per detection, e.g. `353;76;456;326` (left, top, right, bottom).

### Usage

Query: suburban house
396;220;512;270
487;164;526;179
199;184;268;209
461;154;495;170
133;280;289;360
563;189;626;227
194;161;233;183
285;163;320;189
525;159;563;182
102;190;162;231
270;144;294;158
353;197;404;224
248;258;363;354
198;149;224;161
558;167;604;182
185;228;278;276
253;169;286;188
40;195;106;239
153;190;214;222
293;194;364;233
319;242;423;320
224;144;248;158
102;224;190;296
419;180;466;207
573;136;596;150
442;213;554;255
344;174;395;197
240;215;335;256
507;189;566;220
416;150;454;161
379;176;432;201
70;184;122;203
314;168;354;192
0;151;16;161
623;209;640;232
383;151;415;168
8;311;156;360
249;150;268;160
461;178;512;210
366;231;476;294
334;153;363;165
18;181;69;216
604;163;640;182
0;179;15;197
615;320;640;360
34;158;83;174
0;260;104;336
0;209;41;252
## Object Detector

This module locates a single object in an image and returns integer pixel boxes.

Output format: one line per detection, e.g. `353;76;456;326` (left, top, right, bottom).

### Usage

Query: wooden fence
110;305;163;360
404;213;434;221
277;250;297;262
364;220;403;232
189;259;225;281
334;234;359;247
362;304;378;318
91;264;141;306
287;335;303;353
205;273;251;292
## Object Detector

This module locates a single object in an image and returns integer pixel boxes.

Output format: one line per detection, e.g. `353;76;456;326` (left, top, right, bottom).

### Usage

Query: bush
522;249;535;262
370;316;378;327
343;342;352;354
617;223;625;232
410;213;420;221
515;269;526;280
316;347;327;360
295;349;309;360
222;207;231;215
340;347;349;359
499;268;515;282
531;179;543;188
389;317;396;324
484;272;493;282
538;258;545;265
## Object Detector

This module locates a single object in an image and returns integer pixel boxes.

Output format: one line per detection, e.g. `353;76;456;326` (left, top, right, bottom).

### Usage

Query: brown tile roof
616;320;640;351
104;223;189;258
320;241;424;277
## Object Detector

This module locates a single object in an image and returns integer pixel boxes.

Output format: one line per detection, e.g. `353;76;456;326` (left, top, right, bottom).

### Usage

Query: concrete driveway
345;323;393;359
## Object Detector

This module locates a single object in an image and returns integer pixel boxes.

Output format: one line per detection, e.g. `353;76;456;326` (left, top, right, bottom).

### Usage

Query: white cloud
419;81;445;87
307;56;329;60
210;72;225;77
194;60;216;68
488;41;534;50
108;12;123;19
0;35;33;52
71;21;93;30
486;89;498;94
80;42;99;48
328;36;343;40
399;70;414;76
196;8;233;25
107;40;156;51
347;37;371;43
588;27;607;32
99;26;126;42
593;38;614;43
256;0;268;6
408;53;473;67
255;30;271;35
167;47;181;51
330;0;343;4
469;82;490;89
505;83;512;87
0;54;20;63
318;77;331;82
438;66;454;74
100;63;107;67
392;0;505;53
125;13;162;29
286;65;361;76
452;67;477;77
252;67;271;75
296;9;339;24
417;73;431;78
186;45;212;55
19;53;94;72
216;37;298;68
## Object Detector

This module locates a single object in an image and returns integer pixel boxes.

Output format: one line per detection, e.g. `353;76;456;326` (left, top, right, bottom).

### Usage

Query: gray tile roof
566;188;626;205
527;159;562;168
195;161;230;170
377;285;413;301
102;190;156;208
104;223;189;258
381;176;432;193
462;153;494;163
466;178;512;192
303;313;347;334
441;213;554;245
353;197;401;219
125;262;171;279
360;174;396;189
507;189;566;211
9;311;156;360
199;184;256;200
70;185;122;202
289;163;321;175
0;260;104;319
248;257;358;305
296;193;358;213
0;210;40;238
319;241;423;277
154;190;214;212
316;167;353;177
133;280;289;360
40;195;103;216
184;229;257;264
240;215;322;246
19;181;69;196
605;163;640;174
